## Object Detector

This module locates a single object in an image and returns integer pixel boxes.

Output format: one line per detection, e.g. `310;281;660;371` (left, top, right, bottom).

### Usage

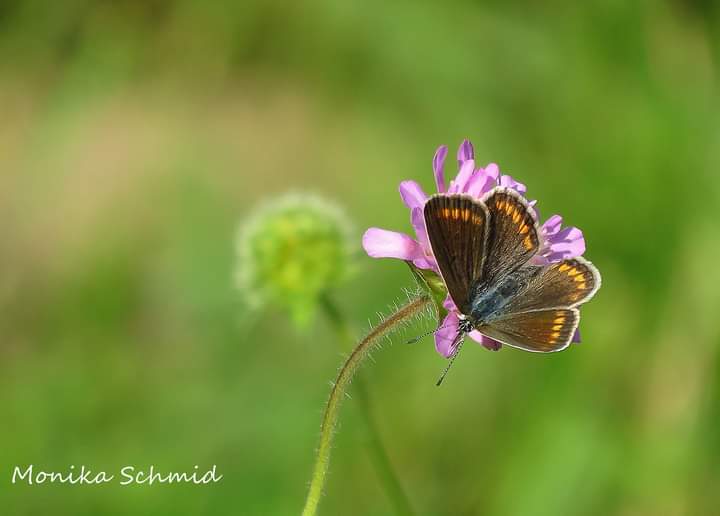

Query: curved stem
319;296;415;516
302;295;431;516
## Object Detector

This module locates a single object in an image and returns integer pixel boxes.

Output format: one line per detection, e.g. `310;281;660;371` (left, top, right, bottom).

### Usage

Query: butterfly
423;187;601;383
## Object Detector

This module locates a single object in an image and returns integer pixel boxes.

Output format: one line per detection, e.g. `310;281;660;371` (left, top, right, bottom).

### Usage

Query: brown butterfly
423;187;601;384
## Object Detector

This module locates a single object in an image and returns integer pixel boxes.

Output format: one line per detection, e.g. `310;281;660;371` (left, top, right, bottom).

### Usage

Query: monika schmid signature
11;465;223;486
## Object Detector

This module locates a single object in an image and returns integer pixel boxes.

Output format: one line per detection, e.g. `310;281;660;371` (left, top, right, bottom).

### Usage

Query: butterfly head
457;316;475;335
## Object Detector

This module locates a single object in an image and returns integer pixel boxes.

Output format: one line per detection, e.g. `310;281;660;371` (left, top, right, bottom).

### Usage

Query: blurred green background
2;1;720;515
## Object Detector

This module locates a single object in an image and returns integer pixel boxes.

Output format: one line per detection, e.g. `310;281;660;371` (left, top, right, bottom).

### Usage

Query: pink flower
362;140;586;357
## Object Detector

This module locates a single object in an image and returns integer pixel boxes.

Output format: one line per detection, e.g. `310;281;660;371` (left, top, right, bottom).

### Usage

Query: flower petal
499;174;527;195
465;168;495;197
435;312;461;358
572;328;581;343
433;145;448;193
469;330;502;351
541;215;563;237
448;159;475;193
556;226;584;243
409;208;440;272
484;163;500;182
362;228;423;260
443;294;457;312
411;207;430;250
547;226;586;259
412;256;437;270
457;139;474;165
537;216;586;263
399;180;428;210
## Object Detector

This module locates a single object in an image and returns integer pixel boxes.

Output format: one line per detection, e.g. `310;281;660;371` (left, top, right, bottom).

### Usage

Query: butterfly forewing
478;308;579;352
499;258;601;314
424;195;488;313
481;189;539;285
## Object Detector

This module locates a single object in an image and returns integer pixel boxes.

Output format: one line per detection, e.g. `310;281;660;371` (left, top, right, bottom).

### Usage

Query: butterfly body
468;266;537;323
423;187;600;355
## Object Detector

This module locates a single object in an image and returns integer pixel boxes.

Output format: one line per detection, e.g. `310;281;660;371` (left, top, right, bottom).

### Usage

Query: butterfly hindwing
478;308;579;353
424;195;489;313
481;188;540;285
500;258;601;314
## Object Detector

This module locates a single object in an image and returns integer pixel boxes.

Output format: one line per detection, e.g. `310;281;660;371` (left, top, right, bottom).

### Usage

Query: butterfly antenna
436;336;465;386
405;323;453;345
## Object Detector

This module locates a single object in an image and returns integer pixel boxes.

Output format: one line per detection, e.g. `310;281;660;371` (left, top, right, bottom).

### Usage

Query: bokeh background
2;2;720;515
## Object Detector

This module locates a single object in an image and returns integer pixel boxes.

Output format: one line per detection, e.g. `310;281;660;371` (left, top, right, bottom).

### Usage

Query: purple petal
556;226;584;242
443;295;457;312
412;256;437;271
362;228;423;260
448;159;475;193
542;215;563;237
548;226;586;259
572;328;581;343
465;169;495;198
541;250;570;263
457;139;475;165
435;312;461;358
538;216;586;263
499;174;527;195
484;163;500;182
410;207;430;251
433;145;448;193
410;208;439;271
531;255;550;266
399;180;428;210
468;331;502;351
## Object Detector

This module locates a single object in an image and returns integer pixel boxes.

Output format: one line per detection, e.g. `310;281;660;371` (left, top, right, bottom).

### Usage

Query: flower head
362;140;587;357
236;193;354;327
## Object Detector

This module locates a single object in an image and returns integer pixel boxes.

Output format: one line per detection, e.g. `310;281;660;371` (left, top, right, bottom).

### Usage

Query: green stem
302;295;431;516
319;296;415;516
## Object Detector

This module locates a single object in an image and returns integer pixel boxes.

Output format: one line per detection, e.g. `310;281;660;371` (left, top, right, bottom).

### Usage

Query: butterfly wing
481;188;540;286
477;258;601;352
501;258;601;313
478;308;579;352
424;195;489;313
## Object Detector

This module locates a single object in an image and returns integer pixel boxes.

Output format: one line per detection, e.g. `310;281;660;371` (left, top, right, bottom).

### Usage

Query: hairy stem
301;294;431;516
319;295;415;516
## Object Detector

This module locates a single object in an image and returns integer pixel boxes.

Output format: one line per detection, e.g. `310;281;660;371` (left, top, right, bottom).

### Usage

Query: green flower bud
235;193;354;327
